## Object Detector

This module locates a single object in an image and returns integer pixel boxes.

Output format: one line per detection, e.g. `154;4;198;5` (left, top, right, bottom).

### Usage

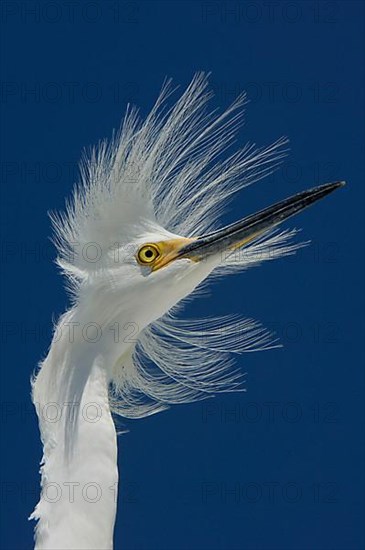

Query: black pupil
145;249;153;258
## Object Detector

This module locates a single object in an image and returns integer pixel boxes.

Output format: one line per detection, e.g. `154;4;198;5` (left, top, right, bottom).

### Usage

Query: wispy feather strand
50;73;305;420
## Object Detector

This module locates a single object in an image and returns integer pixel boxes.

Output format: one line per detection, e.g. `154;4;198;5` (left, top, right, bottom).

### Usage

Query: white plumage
31;73;340;549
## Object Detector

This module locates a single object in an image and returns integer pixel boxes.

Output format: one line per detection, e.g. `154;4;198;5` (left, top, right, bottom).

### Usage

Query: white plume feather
47;73;304;421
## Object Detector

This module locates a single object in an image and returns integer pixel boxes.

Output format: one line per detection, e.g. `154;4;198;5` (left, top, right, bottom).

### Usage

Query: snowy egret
30;74;343;549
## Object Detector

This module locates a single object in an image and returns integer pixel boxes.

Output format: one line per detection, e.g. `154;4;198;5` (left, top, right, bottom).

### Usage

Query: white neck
31;353;118;550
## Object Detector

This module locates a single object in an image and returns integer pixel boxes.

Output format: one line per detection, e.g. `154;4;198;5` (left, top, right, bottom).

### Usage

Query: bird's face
116;182;343;332
115;229;220;329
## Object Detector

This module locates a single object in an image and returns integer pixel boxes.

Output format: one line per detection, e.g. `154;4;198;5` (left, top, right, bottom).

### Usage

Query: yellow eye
137;244;161;265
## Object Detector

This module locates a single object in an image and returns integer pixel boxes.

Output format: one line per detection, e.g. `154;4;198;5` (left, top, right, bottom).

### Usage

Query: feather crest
50;73;305;420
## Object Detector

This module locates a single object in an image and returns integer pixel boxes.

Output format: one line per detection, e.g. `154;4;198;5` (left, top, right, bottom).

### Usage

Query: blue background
1;1;364;549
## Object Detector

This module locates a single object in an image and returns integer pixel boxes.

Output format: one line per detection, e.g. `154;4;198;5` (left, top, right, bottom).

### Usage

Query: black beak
179;181;345;260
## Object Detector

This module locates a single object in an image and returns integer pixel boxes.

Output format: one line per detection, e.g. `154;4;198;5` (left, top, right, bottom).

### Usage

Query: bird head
49;74;344;418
